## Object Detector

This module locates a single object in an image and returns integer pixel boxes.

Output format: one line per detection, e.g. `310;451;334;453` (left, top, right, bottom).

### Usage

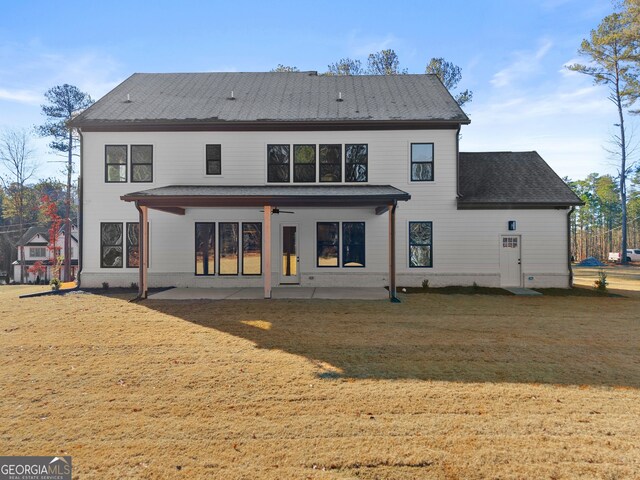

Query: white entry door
280;225;300;284
500;235;522;287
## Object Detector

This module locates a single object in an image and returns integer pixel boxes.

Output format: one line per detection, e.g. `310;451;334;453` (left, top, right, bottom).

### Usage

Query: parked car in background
608;249;640;263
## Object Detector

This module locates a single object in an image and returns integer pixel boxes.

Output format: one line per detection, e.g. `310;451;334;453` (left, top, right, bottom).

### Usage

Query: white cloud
346;31;399;57
0;88;41;104
491;39;553;88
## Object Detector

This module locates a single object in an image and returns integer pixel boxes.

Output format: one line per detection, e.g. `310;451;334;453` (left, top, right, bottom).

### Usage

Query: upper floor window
267;145;290;182
105;145;127;183
319;144;341;182
206;144;222;175
293;144;316;182
411;143;434;181
345;144;368;182
30;247;47;257
131;145;153;182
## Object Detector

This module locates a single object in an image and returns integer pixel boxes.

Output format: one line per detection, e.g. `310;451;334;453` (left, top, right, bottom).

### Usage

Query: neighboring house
69;72;582;299
12;225;79;283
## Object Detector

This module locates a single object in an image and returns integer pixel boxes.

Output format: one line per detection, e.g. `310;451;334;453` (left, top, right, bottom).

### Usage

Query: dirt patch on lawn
1;286;639;479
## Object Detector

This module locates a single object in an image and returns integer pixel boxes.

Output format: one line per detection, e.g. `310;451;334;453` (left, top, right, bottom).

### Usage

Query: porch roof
121;185;411;212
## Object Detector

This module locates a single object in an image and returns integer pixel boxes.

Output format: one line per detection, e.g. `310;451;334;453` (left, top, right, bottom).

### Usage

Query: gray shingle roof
16;226;49;246
458;152;583;208
70;72;469;127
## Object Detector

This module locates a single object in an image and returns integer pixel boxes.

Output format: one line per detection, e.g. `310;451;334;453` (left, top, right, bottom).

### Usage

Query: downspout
567;206;575;288
134;201;145;301
77;128;84;288
455;125;462;199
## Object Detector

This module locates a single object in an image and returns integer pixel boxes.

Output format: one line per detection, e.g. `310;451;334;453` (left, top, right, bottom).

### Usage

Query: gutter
77;128;84;288
567;206;575;287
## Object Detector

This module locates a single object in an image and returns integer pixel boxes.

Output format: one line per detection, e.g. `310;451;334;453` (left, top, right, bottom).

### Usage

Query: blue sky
0;0;632;181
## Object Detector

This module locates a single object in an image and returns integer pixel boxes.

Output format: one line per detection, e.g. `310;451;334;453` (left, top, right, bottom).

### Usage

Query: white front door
500;235;522;287
280;224;300;284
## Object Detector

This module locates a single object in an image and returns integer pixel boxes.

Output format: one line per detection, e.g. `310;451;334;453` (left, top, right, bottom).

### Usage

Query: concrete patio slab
149;287;242;300
272;287;315;299
147;287;388;300
504;287;542;296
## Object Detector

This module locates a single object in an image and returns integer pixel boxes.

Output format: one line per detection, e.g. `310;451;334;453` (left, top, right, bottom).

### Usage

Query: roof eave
457;200;584;210
70;118;469;131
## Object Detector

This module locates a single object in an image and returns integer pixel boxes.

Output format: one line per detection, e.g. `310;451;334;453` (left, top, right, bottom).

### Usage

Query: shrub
421;279;430;289
594;269;608;292
102;282;110;290
130;282;138;290
50;278;61;291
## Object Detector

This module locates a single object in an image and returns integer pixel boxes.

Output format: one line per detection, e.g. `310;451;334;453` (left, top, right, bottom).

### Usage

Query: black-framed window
317;222;339;267
411;143;434;181
126;222;150;268
131;145;153;182
195;223;215;275
219;222;239;275
206;144;222;175
319;144;342;182
342;222;365;267
242;222;262;275
267;144;290;182
105;145;127;183
345;144;368;182
293;144;316;182
409;221;433;268
101;222;123;268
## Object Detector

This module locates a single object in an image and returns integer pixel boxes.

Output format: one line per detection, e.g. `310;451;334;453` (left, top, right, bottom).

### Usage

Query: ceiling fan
259;207;295;214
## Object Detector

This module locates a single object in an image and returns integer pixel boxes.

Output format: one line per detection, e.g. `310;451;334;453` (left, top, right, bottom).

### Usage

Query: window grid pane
219;222;239;275
195;223;215;276
345;144;368;182
242;223;262;275
409;221;433;268
101;222;123;268
293;144;316;182
342;222;365;267
319;144;342;182
267;145;290;182
317;222;339;267
131;145;153;182
411;143;434;181
105;145;127;183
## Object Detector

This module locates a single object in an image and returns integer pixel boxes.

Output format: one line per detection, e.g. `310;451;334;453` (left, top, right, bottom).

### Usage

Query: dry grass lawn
1;283;640;479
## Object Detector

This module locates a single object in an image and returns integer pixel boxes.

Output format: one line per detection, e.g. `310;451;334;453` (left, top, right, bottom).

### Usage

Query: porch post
263;205;272;299
388;202;399;302
137;204;149;299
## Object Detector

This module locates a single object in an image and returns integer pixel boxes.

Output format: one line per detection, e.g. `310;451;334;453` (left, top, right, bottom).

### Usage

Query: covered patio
120;185;411;302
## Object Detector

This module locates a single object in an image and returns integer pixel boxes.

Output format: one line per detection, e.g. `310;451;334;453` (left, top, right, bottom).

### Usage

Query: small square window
206;144;222;175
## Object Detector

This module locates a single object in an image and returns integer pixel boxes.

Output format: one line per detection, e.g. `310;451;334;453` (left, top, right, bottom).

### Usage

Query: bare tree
325;58;364;76
0;128;38;282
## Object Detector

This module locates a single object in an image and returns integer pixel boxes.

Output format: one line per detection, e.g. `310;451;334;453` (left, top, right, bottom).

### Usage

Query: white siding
80;129;571;289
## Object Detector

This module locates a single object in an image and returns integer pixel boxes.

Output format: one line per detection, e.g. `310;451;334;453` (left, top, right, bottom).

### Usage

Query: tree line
272;49;473;107
568;172;640;261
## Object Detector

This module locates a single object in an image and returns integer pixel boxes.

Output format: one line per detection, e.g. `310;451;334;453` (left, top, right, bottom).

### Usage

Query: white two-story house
69;72;582;299
13;224;79;283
